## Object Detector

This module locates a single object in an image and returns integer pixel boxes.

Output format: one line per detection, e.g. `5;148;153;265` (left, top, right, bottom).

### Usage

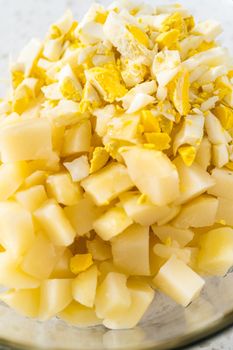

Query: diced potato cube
197;227;233;276
119;192;172;226
173;157;215;205
121;147;180;206
70;253;93;274
153;243;192;264
59;301;101;327
93;207;133;241
208;168;233;200
216;197;233;226
28;153;60;173
81;163;134;206
46;172;82;206
64;196;102;236
0;161;29;201
72;265;98;307
111;224;150;276
150;236;167;276
61;120;91;156
0;253;39;289
95;272;131;319
51;124;65;154
40;279;72;320
0;201;34;256
87;237;112;261
0;288;40;318
64;155;90;182
152;225;194;247
34;200;76;246
21;234;57;279
23;170;47;189
0;119;53;162
173;195;218;229
51;248;74;278
153;256;205;307
15;185;48;212
103;279;154;329
98;260;122;283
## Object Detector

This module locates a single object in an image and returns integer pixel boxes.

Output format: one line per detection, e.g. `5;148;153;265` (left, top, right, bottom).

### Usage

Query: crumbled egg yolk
215;78;232;100
144;132;171;151
70;253;93;274
49;25;62;39
178;145;197;166
161;12;186;37
213;104;233;130
11;70;25;89
90;147;109;173
86;64;127;102
168;69;190;116
141;110;161;132
156;29;180;50
95;11;108;24
127;25;150;48
60;77;82;102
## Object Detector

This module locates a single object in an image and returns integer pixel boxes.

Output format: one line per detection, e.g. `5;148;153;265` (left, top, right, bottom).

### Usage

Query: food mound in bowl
0;0;232;330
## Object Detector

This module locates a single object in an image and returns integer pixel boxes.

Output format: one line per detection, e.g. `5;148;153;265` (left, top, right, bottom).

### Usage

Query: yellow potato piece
93;207;133;241
103;279;154;329
59;301;101;327
121;146;179;206
34;200;76;246
40;279;72;320
81;163;134;206
51;248;74;278
21;234;57;279
15;185;48;212
0;289;40;318
0;253;39;289
153;255;205;307
197;227;233;276
64;196;102;236
112;224;150;276
46;172;82;206
95;272;131;319
72;265;98;307
61;120;92;157
0;161;29;201
86;237;112;261
0;119;53;162
0;201;34;257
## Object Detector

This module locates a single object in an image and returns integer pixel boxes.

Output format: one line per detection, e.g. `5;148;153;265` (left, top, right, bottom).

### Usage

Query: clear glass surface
0;0;232;349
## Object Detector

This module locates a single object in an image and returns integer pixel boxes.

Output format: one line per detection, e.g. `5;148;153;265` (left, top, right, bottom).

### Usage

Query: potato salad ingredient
0;0;233;329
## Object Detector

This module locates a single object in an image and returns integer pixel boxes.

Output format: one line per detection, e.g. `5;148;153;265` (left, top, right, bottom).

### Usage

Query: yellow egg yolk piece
168;69;190;116
85;64;127;103
90;147;109;173
70;253;93;274
178;145;197;166
144;132;171;151
127;25;149;48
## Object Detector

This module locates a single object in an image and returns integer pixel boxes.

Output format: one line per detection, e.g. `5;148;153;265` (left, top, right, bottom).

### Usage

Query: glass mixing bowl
0;0;233;349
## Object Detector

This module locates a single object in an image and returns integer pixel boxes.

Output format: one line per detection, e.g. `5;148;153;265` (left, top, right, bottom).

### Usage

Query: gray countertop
0;0;232;349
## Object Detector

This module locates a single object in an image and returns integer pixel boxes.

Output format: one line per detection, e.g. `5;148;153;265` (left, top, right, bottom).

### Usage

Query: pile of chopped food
0;0;233;329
